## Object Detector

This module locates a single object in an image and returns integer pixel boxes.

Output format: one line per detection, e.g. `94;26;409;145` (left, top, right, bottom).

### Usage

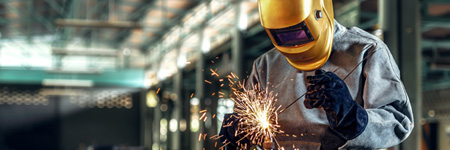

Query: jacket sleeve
345;44;414;148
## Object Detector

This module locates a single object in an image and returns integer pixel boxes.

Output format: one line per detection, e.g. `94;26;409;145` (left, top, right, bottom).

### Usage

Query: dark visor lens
269;22;314;47
276;30;308;43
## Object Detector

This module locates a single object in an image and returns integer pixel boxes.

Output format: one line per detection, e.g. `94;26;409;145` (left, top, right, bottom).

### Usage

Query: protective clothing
305;69;368;140
219;113;251;149
243;21;413;149
258;0;334;71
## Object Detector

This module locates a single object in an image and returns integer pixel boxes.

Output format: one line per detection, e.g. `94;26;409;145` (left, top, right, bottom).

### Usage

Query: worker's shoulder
254;47;283;63
334;26;388;51
252;47;289;69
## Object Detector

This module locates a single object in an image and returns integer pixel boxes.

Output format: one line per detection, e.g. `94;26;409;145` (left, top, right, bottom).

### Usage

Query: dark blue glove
219;113;251;149
305;70;368;140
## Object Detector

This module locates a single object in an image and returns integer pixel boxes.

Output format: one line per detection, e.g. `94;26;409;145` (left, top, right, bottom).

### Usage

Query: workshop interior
0;0;448;150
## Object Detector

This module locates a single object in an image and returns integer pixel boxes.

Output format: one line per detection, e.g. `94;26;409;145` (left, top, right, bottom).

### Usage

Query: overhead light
42;79;93;87
179;119;187;132
238;3;248;31
52;47;118;57
146;90;158;108
201;31;211;53
123;48;131;56
169;119;178;132
39;88;82;96
190;98;199;106
46;68;102;74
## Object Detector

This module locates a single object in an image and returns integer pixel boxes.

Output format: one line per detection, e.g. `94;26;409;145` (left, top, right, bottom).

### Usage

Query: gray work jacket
245;21;414;150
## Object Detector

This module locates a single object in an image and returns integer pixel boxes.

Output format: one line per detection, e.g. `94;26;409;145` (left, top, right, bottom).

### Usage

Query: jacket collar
334;20;347;38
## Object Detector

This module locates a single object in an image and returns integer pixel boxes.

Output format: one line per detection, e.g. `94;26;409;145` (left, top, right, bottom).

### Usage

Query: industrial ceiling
0;0;450;89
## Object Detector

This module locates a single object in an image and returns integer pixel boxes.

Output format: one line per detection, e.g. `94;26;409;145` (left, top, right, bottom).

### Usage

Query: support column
140;89;149;148
232;1;244;79
379;0;399;62
399;0;422;150
194;29;206;150
153;86;162;150
170;69;182;150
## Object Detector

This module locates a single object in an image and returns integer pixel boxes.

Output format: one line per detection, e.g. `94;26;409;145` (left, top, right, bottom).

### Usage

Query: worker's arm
345;44;413;148
305;44;413;148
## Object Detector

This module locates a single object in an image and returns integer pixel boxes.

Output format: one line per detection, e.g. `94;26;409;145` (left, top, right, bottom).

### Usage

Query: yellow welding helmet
258;0;334;71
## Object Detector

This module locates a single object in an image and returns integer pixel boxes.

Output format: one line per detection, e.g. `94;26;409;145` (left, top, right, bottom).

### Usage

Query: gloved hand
219;113;251;149
304;69;368;140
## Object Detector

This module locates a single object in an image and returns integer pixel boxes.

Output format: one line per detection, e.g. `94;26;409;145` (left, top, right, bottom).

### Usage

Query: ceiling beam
43;0;64;15
423;18;450;32
52;47;119;57
113;0;157;45
55;19;143;29
423;39;450;49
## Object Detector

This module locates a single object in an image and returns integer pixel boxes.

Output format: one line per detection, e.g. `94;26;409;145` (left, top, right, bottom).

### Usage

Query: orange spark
205;80;212;84
230;72;239;79
210;69;219;77
199;112;206;120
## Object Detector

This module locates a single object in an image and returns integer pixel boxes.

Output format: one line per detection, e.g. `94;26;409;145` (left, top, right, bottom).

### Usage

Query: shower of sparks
224;75;284;147
199;71;286;148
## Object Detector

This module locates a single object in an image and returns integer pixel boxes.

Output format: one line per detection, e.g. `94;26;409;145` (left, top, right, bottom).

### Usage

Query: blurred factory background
0;0;447;150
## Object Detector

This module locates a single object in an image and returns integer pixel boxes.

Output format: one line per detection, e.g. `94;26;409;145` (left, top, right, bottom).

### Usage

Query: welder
220;0;414;149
